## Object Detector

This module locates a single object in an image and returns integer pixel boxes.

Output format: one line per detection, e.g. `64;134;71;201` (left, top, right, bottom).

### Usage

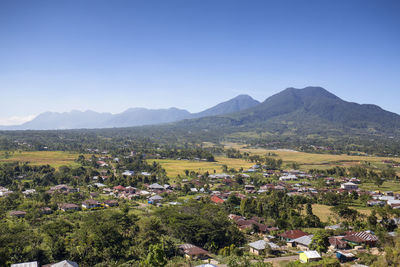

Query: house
9;210;27;218
208;173;231;179
49;184;79;194
122;170;135;176
96;161;108;167
336;250;356;262
329;236;348;249
0;187;13;197
279;174;298;181
289;235;313;250
22;189;36;197
148;183;165;191
11;262;39;267
113;185;126;192
103;199;119;207
82;199;101;209
41;207;53;215
248;240;267;255
179;243;210;259
343;231;378;247
387;199;400;208
349;178;361;184
148;195;163;204
299;250;321;263
325;223;342;230
341;182;358;190
279;230;308;242
248;240;279;255
44;260;79;267
245;184;255;191
211;195;225;204
59;203;80;212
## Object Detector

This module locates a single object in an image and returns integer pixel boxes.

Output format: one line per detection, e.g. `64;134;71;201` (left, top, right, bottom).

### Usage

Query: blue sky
0;0;399;125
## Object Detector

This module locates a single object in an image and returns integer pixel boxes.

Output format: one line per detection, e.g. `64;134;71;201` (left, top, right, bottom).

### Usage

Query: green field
359;181;400;193
0;151;80;168
224;142;400;171
149;156;253;177
311;204;372;223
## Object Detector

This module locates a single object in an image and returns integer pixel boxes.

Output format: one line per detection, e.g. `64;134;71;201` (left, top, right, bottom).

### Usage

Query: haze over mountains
0;94;260;130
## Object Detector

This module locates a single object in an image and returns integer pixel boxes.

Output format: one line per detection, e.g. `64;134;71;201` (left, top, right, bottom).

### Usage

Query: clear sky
0;0;399;125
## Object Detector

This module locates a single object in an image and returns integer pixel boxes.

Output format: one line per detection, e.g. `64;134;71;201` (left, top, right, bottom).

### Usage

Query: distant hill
191;94;260;118
0;94;259;130
2;110;114;130
104;107;191;128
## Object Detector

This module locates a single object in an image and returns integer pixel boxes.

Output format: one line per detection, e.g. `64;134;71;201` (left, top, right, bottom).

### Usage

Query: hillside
191;94;260;118
174;86;400;137
0;95;259;130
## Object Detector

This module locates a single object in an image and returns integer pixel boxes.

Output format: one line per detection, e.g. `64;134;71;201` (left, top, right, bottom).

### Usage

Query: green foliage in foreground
0;201;245;266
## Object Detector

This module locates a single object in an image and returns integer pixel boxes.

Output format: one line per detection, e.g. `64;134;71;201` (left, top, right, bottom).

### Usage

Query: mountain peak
284;86;340;100
193;94;260;118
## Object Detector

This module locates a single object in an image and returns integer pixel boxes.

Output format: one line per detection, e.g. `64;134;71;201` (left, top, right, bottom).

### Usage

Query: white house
279;174;298;181
341;182;358;190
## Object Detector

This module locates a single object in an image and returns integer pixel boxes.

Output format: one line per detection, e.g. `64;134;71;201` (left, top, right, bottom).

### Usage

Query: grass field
224;142;400;171
0;151;80;168
311;204;372;222
359;181;400;192
149;156;253;177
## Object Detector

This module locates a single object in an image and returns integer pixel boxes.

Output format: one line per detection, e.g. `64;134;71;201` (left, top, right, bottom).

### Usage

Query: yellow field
0;151;80;168
311;204;371;222
149;156;253;177
224;142;400;171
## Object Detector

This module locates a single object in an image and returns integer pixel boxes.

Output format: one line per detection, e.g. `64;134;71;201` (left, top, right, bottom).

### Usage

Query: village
2;148;400;267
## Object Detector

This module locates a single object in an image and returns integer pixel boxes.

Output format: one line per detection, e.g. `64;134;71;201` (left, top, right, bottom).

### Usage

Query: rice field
223;142;400;171
311;204;372;222
149;156;253;177
0;151;81;168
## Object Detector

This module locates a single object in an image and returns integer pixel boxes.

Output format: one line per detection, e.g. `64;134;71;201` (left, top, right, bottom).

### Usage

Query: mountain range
165;86;400;140
2;86;400;140
0;94;260;130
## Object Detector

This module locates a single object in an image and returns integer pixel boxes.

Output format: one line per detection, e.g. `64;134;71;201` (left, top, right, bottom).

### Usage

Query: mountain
169;86;400;138
104;107;191;128
1;110;114;130
192;94;260;118
233;86;400;132
0;95;259;130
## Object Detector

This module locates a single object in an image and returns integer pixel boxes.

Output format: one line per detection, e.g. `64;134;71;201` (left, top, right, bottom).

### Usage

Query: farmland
224;142;400;172
149;156;253;177
0;151;80;168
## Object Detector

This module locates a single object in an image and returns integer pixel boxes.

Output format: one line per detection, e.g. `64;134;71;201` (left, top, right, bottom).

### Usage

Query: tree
331;205;359;221
143;243;167;267
367;210;378;230
310;230;330;254
306;203;313;216
374;176;384;187
240;198;250;217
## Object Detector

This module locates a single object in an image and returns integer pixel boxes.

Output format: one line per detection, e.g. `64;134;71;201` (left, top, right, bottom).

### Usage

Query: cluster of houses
244;227;379;263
